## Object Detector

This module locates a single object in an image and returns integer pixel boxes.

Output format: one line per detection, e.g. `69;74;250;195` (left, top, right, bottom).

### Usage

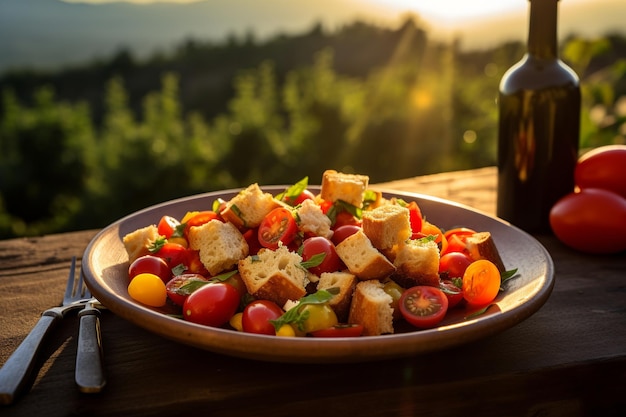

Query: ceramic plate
82;186;554;363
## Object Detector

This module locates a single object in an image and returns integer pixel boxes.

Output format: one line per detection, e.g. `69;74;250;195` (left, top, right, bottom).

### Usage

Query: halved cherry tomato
258;207;298;249
462;259;501;307
165;274;208;306
157;215;182;239
183;282;240;327
439;279;464;309
128;255;171;283
301;236;343;275
399;286;448;329
439;252;472;279
441;227;476;255
310;324;364;338
242;300;284;335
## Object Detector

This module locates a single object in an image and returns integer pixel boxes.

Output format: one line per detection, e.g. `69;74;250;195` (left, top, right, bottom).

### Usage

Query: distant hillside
0;0;392;72
1;0;625;73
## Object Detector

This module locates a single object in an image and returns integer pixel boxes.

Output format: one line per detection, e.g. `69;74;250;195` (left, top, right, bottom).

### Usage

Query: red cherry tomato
185;249;209;275
301;236;343;275
242;228;262;256
575;145;626;198
282;189;316;206
441;227;476;255
439;279;464;309
182;282;240;327
165;274;208;306
438;252;472;279
550;188;626;254
128;255;171;283
331;224;360;246
399;286;449;329
157;215;182;239
258;207;298;250
184;211;221;238
310;324;364;338
462;259;501;308
407;201;423;235
333;211;361;229
153;242;188;270
241;300;284;335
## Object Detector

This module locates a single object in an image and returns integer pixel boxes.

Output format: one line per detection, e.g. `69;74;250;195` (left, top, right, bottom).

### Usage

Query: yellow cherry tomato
299;304;338;334
275;324;297;337
229;312;243;331
128;273;167;307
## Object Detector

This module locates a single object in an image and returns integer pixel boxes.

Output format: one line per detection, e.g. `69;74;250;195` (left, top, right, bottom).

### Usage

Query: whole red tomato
182;282;240;327
550;188;626;254
301;236;343;276
128;255;171;283
575;145;626;199
241;300;284;335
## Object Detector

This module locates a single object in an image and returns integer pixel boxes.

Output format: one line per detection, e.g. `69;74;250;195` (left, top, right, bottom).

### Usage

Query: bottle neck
527;0;559;59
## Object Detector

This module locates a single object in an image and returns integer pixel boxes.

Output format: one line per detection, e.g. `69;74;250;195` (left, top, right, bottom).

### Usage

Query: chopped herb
172;263;188;276
276;177;309;204
300;252;326;269
270;288;339;332
177;277;211;295
148;237;167;253
208;270;238;283
171;222;187;238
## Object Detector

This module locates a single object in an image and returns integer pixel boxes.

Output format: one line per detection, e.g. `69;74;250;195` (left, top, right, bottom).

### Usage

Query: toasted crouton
220;183;283;229
465;232;506;273
392;238;440;288
123;225;161;263
335;229;396;280
348;280;394;336
296;199;333;240
320;170;369;207
362;204;411;251
188;220;249;276
238;245;308;307
317;271;357;322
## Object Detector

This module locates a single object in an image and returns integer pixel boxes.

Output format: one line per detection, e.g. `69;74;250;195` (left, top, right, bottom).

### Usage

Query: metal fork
0;257;103;404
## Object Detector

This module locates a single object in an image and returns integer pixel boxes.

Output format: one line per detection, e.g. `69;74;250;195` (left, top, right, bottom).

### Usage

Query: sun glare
363;0;526;25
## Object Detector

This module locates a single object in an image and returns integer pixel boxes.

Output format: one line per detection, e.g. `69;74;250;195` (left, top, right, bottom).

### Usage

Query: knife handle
0;313;61;405
75;307;106;393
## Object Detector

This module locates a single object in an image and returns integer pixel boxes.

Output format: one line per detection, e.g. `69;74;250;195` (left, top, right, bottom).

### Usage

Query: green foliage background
1;18;625;238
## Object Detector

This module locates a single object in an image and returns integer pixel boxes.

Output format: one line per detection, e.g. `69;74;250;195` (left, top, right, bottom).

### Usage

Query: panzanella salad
122;170;518;337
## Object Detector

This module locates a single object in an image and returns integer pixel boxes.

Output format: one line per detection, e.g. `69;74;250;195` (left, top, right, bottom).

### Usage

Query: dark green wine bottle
497;0;581;233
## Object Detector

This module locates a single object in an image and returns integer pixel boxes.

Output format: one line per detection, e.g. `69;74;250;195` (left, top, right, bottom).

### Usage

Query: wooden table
1;167;625;417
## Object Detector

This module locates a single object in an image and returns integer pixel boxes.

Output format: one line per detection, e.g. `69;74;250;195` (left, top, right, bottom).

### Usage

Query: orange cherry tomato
462;259;501;308
420;221;448;254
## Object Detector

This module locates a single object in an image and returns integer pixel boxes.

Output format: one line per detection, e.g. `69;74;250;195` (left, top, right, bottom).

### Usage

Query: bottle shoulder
499;54;579;93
